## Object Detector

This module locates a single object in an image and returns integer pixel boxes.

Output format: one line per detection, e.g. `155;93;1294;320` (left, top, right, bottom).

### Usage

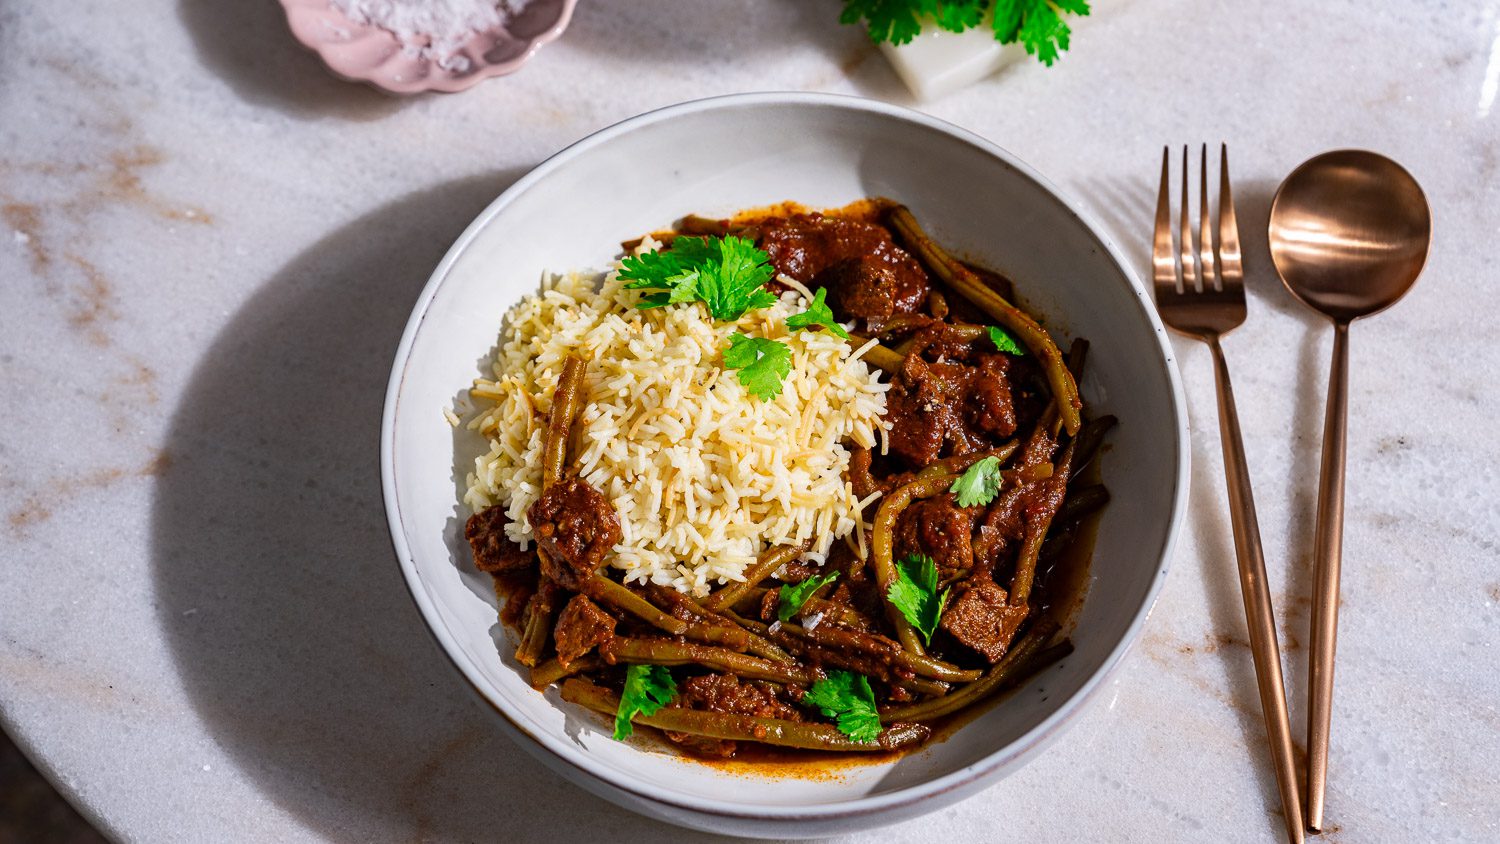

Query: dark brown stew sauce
474;201;1107;770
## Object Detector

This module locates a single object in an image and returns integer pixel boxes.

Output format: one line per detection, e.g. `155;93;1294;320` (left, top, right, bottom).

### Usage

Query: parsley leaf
950;455;1004;507
886;554;952;646
840;0;1088;66
993;0;1090;67
988;325;1025;355
723;334;792;402
803;670;883;743
620;235;777;321
786;287;851;340
614;664;676;741
777;571;839;622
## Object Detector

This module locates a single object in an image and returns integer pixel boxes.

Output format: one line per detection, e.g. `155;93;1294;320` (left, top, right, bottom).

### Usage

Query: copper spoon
1268;150;1431;832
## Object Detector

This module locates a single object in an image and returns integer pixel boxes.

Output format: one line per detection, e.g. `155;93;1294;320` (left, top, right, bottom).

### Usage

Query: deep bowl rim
380;91;1190;824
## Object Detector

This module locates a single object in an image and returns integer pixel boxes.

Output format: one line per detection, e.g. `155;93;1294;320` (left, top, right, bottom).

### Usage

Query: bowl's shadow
148;173;747;841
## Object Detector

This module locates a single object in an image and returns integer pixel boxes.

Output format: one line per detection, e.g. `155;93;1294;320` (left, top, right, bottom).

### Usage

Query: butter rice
463;239;890;596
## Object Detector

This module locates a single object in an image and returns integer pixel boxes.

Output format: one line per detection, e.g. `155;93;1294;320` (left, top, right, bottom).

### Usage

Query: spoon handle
1207;338;1305;844
1307;321;1350;832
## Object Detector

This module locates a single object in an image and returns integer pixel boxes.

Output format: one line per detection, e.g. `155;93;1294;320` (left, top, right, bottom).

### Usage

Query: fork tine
1199;143;1218;291
1218;143;1243;287
1179;145;1199;293
1152;146;1178;294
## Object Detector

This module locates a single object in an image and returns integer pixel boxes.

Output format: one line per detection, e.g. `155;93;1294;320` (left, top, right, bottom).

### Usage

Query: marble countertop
2;1;1497;841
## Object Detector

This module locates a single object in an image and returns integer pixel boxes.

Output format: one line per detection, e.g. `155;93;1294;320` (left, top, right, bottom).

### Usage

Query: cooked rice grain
463;246;889;596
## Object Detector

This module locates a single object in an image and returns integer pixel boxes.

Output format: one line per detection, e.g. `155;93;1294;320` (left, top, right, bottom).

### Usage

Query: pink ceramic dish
280;0;576;95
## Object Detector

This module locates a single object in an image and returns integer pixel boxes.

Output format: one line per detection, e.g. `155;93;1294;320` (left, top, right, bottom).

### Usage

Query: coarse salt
333;0;532;66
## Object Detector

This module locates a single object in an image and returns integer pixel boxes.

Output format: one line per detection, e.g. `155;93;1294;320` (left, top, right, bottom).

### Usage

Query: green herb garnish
950;455;1004;507
840;0;1090;66
803;670;883;743
988;325;1025;355
786;287;851;340
614;664;676;741
777;571;840;622
886;554;953;646
620;235;778;321
723;333;792;402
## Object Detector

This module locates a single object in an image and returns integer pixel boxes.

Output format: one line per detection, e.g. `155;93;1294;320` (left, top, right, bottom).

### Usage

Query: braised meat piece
884;325;1023;467
553;594;616;668
663;673;804;757
894;494;975;580
758;214;930;318
526;476;621;589
464;505;535;573
818;257;899;322
965;353;1018;439
940;580;1029;663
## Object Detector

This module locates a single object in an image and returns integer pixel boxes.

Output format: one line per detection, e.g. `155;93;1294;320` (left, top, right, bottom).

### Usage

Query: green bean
602;637;817;686
879;621;1060;722
846;333;906;373
678;214;731;236
871;474;958;654
1055;484;1111;530
703;542;808;611
915;441;1019;481
772;620;982;682
541;355;586;490
514;578;559;667
889;206;1082;435
561;679;931;752
1011;440;1076;607
529;654;599;688
585;576;688;636
799;596;874;631
1069;415;1117;480
1044;339;1089;438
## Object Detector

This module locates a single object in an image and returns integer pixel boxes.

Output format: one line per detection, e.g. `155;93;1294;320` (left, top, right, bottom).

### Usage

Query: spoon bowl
1269;150;1431;322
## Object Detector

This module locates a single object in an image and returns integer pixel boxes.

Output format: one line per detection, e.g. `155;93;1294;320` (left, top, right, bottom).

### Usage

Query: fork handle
1207;337;1305;844
1306;321;1350;832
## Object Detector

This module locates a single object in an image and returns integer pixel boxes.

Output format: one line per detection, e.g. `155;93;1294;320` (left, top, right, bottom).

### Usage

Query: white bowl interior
385;95;1184;820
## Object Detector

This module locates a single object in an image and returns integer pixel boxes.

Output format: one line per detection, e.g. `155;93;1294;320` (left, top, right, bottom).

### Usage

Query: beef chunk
464;505;535;573
966;353;1018;439
818;257;898;322
552;594;616;668
940;581;1029;663
894;494;975;579
526;476;621;589
663;673;803;757
758;214;930;318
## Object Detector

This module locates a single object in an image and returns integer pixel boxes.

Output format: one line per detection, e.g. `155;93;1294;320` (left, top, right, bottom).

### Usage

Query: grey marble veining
1;1;1497;841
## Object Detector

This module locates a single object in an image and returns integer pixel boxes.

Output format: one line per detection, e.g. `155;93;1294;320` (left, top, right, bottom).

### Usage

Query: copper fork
1153;144;1304;844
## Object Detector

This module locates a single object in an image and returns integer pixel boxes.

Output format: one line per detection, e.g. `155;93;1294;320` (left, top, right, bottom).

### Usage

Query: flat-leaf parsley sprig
723;333;793;402
803;669;883;743
614;664;676;740
886;553;953;646
840;0;1090;67
620;235;778;321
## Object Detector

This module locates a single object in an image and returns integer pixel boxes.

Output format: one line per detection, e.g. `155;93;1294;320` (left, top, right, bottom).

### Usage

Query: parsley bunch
840;0;1090;66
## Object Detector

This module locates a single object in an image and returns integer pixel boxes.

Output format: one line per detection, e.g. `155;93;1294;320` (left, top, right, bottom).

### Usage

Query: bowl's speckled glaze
279;0;576;94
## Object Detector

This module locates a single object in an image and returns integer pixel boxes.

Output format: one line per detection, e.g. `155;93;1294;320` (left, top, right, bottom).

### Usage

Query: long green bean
515;578;559;667
703;542;808;611
1011;440;1076;607
847;333;906;373
562;679;930;751
871;474;958;654
529;654;599;688
1069;415;1117;480
602;637;817;686
584;576;688;636
915;441;1019;481
888;206;1082;435
541;355;586;490
773;621;982;682
879;621;1060;722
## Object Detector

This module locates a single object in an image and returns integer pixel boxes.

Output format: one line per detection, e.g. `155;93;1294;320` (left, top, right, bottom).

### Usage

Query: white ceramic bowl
382;92;1189;838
